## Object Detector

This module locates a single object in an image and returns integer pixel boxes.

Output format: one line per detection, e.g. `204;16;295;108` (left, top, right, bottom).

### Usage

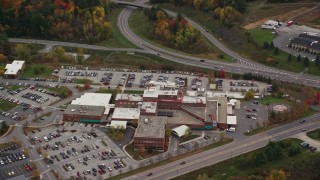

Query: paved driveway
292;132;320;152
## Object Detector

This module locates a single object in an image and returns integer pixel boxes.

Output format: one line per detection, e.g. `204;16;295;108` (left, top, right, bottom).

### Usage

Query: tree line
150;0;250;26
0;0;115;43
144;6;206;53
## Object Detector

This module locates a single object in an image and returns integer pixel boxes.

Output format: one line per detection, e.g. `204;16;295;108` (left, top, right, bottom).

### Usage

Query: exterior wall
218;123;228;129
115;100;139;108
143;97;158;102
181;102;206;107
63;114;102;122
158;95;178;101
140;111;156;116
158;101;181;110
133;137;165;151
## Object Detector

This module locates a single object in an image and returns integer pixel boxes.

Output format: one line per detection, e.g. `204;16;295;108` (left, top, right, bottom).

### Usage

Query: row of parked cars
191;78;202;90
60;66;207;77
126;74;135;87
22;92;49;104
34;88;59;97
140;74;153;87
0;152;26;165
0;111;20;120
65;71;98;77
300;142;317;152
100;73;113;85
0;144;19;152
118;73;127;86
59;77;76;83
7;87;27;95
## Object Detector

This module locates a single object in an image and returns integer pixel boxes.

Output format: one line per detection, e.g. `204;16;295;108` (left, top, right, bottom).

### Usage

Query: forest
0;0;115;43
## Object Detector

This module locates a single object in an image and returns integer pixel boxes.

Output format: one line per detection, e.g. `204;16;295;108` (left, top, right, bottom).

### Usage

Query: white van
227;127;236;132
44;136;48;142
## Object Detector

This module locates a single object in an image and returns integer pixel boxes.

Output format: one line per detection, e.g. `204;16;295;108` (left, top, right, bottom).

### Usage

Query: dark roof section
290;37;313;46
311;42;320;50
299;34;320;41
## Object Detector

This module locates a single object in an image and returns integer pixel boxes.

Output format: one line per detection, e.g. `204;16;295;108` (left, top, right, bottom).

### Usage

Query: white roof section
112;108;140;120
143;88;159;98
71;93;112;114
227;116;237;125
110;121;127;129
207;91;244;99
115;94;143;101
4;60;25;75
182;96;206;104
158;89;178;96
172;125;190;138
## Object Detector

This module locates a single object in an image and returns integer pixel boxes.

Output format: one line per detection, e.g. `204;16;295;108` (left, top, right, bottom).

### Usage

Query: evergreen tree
297;55;302;62
274;47;280;55
269;41;274;49
315;55;320;66
263;41;269;49
304;57;309;67
287;54;292;62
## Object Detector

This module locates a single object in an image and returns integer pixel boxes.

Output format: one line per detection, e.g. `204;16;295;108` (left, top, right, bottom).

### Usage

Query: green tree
254;152;267;165
303;57;309;67
288;145;301;156
263;41;269;49
273;47;280;55
269;41;274;49
287;54;292;62
244;90;254;100
271;110;276;120
297;55;302;62
315;55;320;66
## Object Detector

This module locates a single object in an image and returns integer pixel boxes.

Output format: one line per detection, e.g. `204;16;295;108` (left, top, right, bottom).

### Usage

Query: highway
124;115;320;180
114;0;320;88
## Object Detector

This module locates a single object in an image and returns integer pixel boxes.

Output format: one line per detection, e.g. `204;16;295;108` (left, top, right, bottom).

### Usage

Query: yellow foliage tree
266;169;286;180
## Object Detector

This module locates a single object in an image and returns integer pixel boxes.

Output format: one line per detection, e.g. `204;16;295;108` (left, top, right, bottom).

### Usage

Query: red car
24;164;30;171
98;169;105;174
246;109;252;112
38;139;42;143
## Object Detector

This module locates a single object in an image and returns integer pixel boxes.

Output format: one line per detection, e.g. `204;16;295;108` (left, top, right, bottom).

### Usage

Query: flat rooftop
143;88;158;98
71;93;111;114
112;108;140;120
182;96;206;104
134;116;167;138
206;99;218;122
165;110;205;125
217;97;228;124
115;94;143;102
141;102;157;113
5;60;25;75
64;104;105;116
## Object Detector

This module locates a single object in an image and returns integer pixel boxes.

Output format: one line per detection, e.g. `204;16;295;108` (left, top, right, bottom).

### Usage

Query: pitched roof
290;37;313;46
311;42;320;50
299;34;320;41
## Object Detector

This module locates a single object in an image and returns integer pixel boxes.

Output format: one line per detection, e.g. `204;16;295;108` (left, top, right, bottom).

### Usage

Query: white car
251;117;257;120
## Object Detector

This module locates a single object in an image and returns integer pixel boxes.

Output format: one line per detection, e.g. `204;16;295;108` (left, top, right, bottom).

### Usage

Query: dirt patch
245;7;312;30
294;6;320;29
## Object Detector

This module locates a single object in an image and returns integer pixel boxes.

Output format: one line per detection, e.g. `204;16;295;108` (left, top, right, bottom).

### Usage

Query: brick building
133;116;167;151
115;94;143;108
63;104;105;123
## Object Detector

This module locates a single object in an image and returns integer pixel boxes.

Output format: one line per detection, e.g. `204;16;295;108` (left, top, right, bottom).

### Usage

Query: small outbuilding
4;60;25;78
172;125;190;138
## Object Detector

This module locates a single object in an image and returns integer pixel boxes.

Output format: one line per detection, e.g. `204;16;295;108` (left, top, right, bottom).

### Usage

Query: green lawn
173;139;307;180
20;64;54;78
258;96;289;105
248;28;275;46
0;99;17;111
6;85;24;91
97;8;137;48
48;86;71;98
129;9;233;62
74;79;93;84
123;90;144;94
125;143;163;160
307;129;320;140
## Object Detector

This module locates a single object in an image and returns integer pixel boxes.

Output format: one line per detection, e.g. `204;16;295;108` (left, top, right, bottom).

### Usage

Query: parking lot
27;123;133;179
57;67;209;90
0;144;32;179
218;79;269;95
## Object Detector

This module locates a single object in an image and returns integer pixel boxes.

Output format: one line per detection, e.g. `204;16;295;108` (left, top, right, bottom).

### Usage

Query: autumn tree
245;90;254;100
15;44;31;61
76;48;84;64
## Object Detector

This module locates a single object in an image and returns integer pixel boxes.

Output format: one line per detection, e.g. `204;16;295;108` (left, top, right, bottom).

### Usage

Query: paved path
291;132;320;152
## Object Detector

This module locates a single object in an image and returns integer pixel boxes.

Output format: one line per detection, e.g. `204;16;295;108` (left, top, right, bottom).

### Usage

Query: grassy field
123;90;144;94
74;79;93;84
248;28;275;46
6;85;24;91
20;64;55;78
173;139;307;180
110;138;233;180
307;129;320;140
258;96;289;105
129;9;233;62
0;99;17;111
97;8;137;48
